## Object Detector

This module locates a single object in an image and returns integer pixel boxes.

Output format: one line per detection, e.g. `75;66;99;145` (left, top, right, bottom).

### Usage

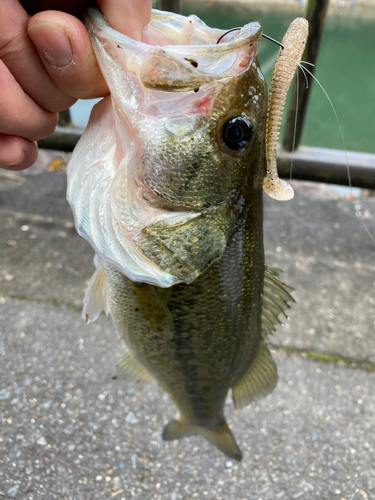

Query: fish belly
102;195;264;430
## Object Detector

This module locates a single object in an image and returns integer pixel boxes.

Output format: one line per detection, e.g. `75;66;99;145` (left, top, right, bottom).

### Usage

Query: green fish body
67;9;294;460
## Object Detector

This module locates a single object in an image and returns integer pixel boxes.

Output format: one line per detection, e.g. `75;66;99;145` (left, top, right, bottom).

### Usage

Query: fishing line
299;64;375;246
262;34;284;48
290;63;312;182
298;63;310;89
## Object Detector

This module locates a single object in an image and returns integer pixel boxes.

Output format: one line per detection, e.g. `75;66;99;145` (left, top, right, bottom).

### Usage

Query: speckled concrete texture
1;152;375;499
264;181;375;362
1;297;375;500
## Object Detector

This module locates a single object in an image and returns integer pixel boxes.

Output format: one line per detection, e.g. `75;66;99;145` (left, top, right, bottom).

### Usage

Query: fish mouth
86;8;262;50
140;24;262;92
86;8;263;93
68;10;265;288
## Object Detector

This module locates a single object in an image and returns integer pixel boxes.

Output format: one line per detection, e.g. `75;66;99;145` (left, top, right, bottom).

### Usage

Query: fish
66;9;308;461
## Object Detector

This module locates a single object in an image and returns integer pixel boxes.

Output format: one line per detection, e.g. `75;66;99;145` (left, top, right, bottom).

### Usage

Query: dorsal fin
261;265;295;340
83;256;110;324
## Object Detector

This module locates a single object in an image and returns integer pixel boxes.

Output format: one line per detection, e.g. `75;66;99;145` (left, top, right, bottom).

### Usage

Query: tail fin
162;419;242;461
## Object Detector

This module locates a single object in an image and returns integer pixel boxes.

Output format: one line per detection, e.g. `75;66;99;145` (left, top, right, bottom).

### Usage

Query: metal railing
38;0;375;190
283;0;330;151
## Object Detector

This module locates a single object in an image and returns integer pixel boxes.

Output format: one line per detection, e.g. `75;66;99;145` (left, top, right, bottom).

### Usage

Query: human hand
0;0;152;170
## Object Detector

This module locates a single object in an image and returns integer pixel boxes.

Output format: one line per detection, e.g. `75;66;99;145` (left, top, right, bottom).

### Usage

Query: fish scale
101;193;264;460
67;9;304;460
140;66;264;208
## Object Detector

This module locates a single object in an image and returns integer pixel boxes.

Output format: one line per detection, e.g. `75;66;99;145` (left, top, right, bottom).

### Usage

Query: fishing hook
216;27;241;44
217;28;284;49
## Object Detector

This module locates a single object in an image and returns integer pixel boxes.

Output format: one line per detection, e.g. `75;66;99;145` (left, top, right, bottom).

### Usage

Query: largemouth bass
67;9;308;461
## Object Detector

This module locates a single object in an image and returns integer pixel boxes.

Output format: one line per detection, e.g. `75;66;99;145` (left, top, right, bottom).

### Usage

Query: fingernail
4;151;26;169
28;23;73;68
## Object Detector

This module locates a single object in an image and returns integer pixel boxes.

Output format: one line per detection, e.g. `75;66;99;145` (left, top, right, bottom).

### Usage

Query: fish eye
221;117;252;150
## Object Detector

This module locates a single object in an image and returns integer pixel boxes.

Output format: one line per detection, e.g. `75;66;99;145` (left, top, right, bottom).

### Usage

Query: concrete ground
1;150;375;500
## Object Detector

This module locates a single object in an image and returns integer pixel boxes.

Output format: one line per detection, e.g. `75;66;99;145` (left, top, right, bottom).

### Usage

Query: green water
180;2;375;154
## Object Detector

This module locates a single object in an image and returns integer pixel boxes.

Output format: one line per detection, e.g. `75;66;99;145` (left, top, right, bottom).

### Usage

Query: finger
97;0;152;41
0;60;58;141
27;0;153;100
0;134;38;171
0;0;77;112
28;11;109;99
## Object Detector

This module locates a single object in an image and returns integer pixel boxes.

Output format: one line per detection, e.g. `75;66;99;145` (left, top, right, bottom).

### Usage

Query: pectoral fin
231;343;278;409
83;256;110;324
116;352;154;384
163;419;242;461
131;282;175;339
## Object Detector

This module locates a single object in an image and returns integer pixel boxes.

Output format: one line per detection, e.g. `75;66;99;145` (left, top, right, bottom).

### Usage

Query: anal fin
116;352;154;385
231;343;277;410
162;419;242;461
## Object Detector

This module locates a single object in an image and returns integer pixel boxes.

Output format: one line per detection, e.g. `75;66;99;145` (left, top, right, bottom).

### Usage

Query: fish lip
158;23;263;53
85;7;263;52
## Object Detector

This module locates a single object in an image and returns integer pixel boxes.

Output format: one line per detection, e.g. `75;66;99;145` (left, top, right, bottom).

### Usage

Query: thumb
28;11;109;99
28;1;153;100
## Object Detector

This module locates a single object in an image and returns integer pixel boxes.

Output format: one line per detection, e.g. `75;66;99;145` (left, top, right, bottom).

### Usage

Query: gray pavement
1;151;375;499
264;183;375;362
